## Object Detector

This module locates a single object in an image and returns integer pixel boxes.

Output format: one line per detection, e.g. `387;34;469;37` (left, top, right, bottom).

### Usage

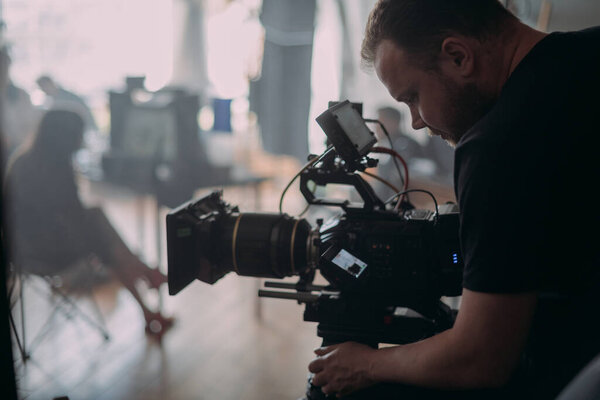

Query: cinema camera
167;100;463;399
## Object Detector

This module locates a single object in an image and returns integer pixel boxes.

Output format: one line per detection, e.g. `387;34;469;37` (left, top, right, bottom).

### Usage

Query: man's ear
439;37;475;78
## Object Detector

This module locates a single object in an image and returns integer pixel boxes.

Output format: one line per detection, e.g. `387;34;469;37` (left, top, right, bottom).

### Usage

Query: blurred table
80;159;270;268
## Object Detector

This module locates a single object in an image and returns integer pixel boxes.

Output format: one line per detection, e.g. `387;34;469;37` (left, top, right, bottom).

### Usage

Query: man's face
374;40;494;146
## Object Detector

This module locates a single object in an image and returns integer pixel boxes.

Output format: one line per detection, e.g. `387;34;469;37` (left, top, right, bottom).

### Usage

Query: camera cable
385;189;439;217
364;118;406;189
278;146;333;215
371;146;410;206
360;170;401;201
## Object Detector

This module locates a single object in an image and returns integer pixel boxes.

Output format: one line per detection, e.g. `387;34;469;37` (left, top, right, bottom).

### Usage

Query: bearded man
308;1;600;398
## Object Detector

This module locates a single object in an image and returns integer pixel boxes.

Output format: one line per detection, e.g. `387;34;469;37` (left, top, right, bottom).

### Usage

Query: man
308;1;600;398
1;47;39;161
36;75;98;133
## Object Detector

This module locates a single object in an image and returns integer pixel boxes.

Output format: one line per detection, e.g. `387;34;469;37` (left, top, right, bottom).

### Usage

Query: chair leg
8;309;29;361
86;292;111;341
48;282;110;341
7;269;30;362
19;276;26;356
12;271;112;361
27;304;63;355
10;272;67;360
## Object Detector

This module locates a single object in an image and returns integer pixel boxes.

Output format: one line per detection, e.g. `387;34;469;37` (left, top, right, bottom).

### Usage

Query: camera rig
166;100;463;399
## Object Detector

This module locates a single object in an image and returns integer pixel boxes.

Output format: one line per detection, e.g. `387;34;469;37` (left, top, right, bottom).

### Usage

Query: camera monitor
316;100;377;166
120;106;178;160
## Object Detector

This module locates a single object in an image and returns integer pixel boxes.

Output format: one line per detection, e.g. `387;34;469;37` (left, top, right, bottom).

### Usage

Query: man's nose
410;108;426;130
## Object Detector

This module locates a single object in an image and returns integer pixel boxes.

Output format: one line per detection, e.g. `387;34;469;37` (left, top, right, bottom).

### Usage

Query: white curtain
170;0;209;95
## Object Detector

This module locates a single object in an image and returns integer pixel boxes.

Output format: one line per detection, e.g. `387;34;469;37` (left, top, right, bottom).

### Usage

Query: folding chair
8;258;111;362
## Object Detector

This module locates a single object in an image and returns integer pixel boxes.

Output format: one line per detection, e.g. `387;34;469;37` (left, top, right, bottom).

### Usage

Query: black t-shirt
455;27;600;398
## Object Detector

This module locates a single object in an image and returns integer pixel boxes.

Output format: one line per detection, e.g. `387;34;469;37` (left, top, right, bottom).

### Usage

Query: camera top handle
299;165;385;212
305;99;388;212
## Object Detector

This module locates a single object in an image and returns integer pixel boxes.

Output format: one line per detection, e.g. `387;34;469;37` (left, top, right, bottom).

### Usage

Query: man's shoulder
458;26;600;149
528;26;600;73
557;25;600;44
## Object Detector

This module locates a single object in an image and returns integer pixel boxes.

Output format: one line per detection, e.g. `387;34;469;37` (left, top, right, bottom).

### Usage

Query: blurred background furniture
8;258;111;362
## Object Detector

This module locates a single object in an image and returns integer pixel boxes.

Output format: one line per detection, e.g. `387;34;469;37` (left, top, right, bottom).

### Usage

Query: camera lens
218;213;313;279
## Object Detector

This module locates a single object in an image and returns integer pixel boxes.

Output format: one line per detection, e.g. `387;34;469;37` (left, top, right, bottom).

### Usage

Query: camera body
166;191;462;310
317;205;462;311
166;99;463;399
167;101;463;315
167;100;464;348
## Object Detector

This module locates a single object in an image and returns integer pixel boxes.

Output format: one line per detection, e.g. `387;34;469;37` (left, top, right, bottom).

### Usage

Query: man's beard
439;78;496;146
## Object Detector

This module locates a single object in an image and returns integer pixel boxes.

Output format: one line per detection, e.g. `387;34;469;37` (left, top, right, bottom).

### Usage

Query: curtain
250;0;316;162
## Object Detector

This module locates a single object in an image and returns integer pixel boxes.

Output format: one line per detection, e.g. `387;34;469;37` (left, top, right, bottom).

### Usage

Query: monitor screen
120;106;177;161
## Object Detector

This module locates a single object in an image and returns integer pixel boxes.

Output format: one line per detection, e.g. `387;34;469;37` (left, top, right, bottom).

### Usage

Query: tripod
259;281;457;400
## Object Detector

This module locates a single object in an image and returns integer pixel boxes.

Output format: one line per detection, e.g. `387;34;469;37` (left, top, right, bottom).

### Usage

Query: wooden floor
8;153;456;400
8;154;325;400
12;274;320;400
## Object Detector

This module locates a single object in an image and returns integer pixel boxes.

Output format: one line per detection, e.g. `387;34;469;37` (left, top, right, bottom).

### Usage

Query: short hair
361;0;515;69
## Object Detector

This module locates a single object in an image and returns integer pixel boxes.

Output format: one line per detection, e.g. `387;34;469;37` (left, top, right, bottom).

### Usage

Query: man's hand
308;341;377;397
308;290;537;395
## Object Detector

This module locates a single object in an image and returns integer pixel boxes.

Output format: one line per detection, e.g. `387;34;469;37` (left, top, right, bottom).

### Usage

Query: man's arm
308;289;537;396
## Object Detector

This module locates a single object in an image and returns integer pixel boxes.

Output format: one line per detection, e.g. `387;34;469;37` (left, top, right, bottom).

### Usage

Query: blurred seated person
4;109;173;336
1;46;40;161
36;75;98;133
373;106;428;200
